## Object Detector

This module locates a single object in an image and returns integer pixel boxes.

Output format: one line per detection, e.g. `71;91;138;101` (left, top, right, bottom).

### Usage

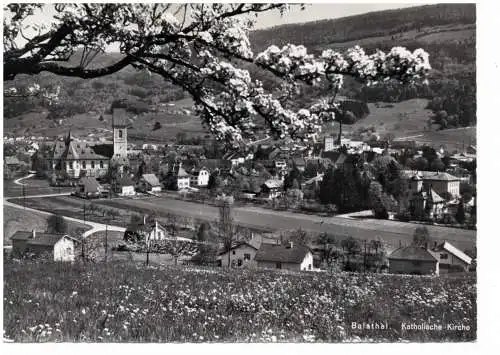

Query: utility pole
22;184;26;210
105;222;108;263
83;202;86;224
363;239;367;273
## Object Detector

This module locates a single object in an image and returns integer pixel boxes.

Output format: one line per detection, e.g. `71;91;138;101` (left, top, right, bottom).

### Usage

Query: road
4;193;125;238
96;196;476;251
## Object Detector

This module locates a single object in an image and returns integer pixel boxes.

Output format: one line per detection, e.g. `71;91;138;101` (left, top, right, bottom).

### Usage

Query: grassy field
3;260;476;342
8;194;476;252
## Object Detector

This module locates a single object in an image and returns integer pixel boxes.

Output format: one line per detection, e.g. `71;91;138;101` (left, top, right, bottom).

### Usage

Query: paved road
97;196;477;251
13;173;35;186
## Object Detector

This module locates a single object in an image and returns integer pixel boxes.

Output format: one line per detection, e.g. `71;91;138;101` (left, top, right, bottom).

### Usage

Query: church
48;108;130;179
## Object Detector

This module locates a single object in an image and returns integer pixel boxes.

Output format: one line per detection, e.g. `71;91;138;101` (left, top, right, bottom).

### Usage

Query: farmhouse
139;173;162;192
11;230;79;262
430;241;472;273
255;242;314;271
217;240;260;268
388;245;439;275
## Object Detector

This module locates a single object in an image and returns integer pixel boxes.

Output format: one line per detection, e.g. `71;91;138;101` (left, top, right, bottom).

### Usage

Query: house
403;170;461;198
217;239;260;267
430;241;472;273
115;175;136;196
223;151;246;167
11;229;79;262
189;168;210;187
124;217;168;242
75;176;104;198
388;245;439;275
139;173;162;192
291;157;306;172
260;179;283;199
4;156;22;171
407;183;447;220
164;162;192;190
275;160;287;171
254;242;314;271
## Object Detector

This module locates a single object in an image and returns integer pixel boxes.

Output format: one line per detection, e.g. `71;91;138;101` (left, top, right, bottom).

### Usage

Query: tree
412;226;431;247
4;4;431;145
317;233;340;269
287;228;311;247
341;236;361;267
368;181;391;219
47;214;68;234
455;199;466;225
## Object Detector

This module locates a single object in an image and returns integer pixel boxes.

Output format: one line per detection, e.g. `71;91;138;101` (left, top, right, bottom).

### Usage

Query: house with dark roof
388;245;439;275
405;175;447;220
430;241;472;273
115;175;136;196
139;173;162;192
217;239;261;268
255;242;314;271
75;176;105;198
11;229;79;262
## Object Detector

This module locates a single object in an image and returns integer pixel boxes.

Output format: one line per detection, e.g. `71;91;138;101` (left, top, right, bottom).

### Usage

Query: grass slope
3;261;476;342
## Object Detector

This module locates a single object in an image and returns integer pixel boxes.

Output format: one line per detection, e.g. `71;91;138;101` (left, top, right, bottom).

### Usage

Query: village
4;107;476;277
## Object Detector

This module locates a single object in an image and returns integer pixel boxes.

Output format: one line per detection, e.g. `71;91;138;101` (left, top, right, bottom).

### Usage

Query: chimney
32;229;36;239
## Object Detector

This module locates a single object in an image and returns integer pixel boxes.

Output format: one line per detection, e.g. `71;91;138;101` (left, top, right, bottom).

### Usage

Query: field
3;261;476;342
8;194;477;252
3;177;74;198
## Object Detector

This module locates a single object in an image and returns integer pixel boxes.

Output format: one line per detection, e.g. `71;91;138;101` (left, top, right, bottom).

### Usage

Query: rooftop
255;243;310;264
388;245;438;262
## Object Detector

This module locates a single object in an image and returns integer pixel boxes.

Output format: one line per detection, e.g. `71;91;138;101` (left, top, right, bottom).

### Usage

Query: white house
217;240;260;268
11;230;79;262
124;218;168;242
430;241;472;273
190;168;210;187
254;242;314;271
116;176;136;196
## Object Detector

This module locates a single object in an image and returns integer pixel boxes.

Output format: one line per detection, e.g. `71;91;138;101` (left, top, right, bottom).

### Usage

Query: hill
3;4;476;143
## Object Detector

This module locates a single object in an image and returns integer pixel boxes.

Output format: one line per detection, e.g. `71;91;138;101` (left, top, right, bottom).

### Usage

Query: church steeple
112;108;129;158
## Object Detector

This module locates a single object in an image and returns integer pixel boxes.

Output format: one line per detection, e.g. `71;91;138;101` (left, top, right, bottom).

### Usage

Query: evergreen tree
455;199;466;224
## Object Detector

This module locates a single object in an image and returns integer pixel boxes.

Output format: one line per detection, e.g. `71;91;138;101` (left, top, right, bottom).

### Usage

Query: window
276;262;282;269
82;161;86;169
66;162;70;170
244;253;251;261
100;161;104;168
232;250;236;255
91;161;95;169
440;253;448;260
118;130;123;138
238;259;242;267
308;264;312;270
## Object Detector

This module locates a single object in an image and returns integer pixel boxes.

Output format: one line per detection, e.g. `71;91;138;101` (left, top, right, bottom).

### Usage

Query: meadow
4;261;476;342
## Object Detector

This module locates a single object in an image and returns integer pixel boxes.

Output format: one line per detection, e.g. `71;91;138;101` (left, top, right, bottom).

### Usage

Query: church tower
112;108;129;158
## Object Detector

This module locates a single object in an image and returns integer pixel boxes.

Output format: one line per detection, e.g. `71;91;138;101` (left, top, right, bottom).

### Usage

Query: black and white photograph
2;2;480;344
